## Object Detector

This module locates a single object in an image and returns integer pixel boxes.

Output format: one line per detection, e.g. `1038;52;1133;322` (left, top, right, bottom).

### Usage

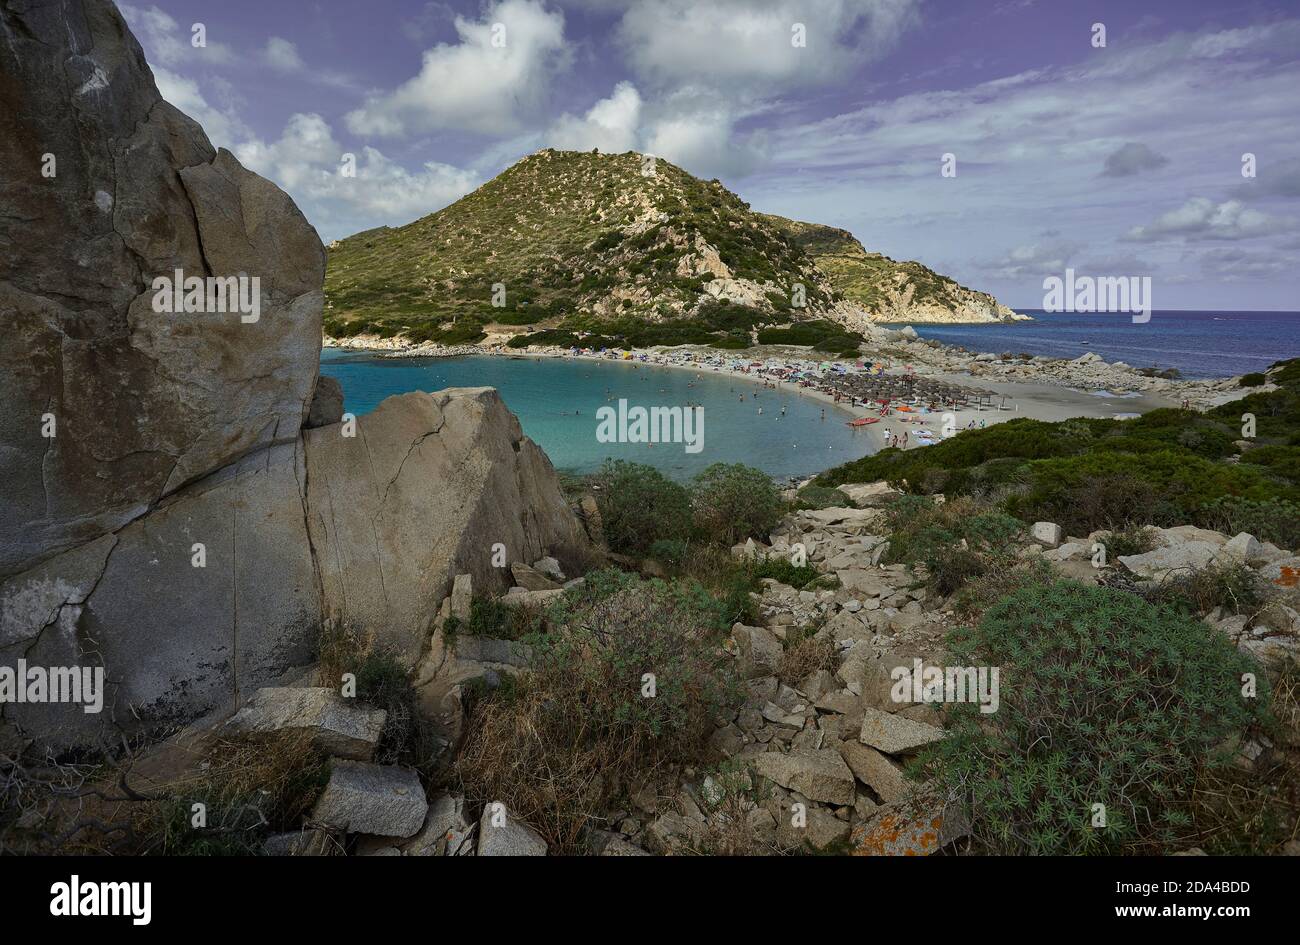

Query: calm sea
910;310;1299;379
320;350;876;481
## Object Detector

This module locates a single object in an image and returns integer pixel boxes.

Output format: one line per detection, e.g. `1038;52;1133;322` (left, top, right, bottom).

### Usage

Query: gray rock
311;761;428;838
510;562;560;591
733;623;783;678
1;441;320;745
859;706;945;755
450;573;473;621
305;375;344;429
777;804;850;851
1031;522;1062;548
477;806;548;856
263;828;341;856
840;741;911;803
225;687;386;761
304;390;591;663
499;587;564;608
1119;541;1223;579
403;793;475;856
753;748;855;805
0;1;325;578
532;556;565;581
1259;556;1300;587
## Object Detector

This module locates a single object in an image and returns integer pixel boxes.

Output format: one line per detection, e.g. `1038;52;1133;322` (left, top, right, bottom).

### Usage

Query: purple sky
122;0;1300;310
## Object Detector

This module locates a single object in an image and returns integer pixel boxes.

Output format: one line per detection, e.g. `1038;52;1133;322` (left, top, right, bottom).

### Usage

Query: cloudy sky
123;0;1300;310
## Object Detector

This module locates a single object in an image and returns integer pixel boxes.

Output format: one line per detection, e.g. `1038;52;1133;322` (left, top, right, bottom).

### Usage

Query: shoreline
323;334;1248;455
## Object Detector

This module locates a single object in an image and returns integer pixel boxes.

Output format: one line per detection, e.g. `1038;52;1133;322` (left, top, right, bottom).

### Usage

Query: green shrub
795;485;852;509
690;463;782;546
354;646;435;768
1144;561;1270;617
1240;372;1266;387
442;595;545;642
648;538;689;565
1198;496;1300;550
594;460;693;554
922;580;1265;854
1096;524;1157;559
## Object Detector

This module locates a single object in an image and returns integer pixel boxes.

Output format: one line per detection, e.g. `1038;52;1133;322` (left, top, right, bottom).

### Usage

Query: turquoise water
320;351;876;481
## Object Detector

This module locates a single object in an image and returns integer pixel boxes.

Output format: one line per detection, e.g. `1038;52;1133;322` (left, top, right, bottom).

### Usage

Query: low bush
690;463;782;546
1199;496;1300;550
1144;561;1271;617
594;460;693;554
794;485;852;509
922;580;1266;854
455;572;743;853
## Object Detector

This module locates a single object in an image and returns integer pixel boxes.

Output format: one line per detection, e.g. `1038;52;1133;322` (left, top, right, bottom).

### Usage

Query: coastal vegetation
815;358;1300;548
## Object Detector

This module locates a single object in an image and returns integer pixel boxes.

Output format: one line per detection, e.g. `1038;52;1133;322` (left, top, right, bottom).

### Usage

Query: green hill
323;149;1015;351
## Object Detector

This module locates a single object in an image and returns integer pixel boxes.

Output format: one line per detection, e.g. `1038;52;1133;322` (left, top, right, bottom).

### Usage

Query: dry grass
1177;658;1300;855
778;630;838;685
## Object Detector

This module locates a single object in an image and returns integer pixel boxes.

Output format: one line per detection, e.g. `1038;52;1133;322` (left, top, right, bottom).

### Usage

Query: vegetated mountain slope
323;149;1014;352
763;217;1022;324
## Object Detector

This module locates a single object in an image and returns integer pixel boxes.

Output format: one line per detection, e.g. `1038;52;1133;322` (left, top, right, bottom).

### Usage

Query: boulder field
0;0;589;746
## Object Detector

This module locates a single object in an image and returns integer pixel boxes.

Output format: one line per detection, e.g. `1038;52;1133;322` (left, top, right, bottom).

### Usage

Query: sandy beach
324;336;1197;454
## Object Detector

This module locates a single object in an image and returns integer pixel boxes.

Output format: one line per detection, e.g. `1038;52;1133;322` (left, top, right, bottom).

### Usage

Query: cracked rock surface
0;0;592;747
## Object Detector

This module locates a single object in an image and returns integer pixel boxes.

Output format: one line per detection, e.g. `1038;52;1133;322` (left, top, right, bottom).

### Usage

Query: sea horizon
907;309;1300;379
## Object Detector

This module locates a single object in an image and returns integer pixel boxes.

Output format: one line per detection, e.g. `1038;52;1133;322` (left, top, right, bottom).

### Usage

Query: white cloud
983;239;1082;279
1124;197;1287;242
263;37;307;73
119;3;233;67
642;90;766;178
345;0;569;137
617;0;919;92
548;82;642;152
234;114;479;239
152;66;249;146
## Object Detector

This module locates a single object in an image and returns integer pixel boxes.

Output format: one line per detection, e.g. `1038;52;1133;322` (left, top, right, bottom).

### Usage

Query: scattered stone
859;706;945;755
733;623;783;678
263;828;341;856
311;761;428;838
403;794;475;856
850;793;969;856
1031;522;1062;548
225;687;386;761
840;741;911;803
500;587;564;607
450;573;473;620
1221;532;1266;565
305;375;344;429
753;748;855;806
510;561;560;591
778;804;850;851
532;556;565;582
477;807;548;856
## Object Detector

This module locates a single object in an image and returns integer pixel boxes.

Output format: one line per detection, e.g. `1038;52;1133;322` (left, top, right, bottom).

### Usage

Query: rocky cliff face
0;0;589;746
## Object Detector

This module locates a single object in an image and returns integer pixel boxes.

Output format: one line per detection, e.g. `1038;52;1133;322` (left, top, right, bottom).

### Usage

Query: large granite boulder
304;389;590;663
0;0;325;579
0;0;591;747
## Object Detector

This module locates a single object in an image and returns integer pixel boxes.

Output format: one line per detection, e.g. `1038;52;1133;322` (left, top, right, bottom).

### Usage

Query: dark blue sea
910;310;1299;379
